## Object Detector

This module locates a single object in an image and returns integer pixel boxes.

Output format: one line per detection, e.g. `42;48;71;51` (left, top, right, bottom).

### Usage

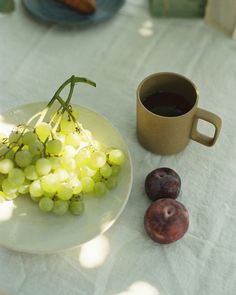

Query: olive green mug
136;72;222;155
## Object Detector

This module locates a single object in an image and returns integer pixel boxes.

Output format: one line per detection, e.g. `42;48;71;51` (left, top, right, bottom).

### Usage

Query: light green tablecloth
0;1;236;294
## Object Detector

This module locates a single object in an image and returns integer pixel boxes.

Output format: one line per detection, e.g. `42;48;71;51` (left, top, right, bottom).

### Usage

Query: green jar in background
149;0;207;18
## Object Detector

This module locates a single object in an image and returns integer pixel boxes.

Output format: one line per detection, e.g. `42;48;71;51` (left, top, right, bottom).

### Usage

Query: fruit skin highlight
145;167;181;201
144;198;189;244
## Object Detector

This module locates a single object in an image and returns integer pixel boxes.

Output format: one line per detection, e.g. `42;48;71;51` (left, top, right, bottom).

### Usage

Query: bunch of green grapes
0;76;125;216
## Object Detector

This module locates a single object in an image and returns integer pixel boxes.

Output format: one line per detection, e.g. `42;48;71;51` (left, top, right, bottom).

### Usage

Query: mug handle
190;108;222;147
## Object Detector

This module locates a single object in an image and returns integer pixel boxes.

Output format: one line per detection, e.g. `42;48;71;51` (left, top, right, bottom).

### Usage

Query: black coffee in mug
142;91;192;117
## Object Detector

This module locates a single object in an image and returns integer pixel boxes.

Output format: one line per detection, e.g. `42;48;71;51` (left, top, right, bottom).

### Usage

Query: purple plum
145;167;181;201
144;198;189;244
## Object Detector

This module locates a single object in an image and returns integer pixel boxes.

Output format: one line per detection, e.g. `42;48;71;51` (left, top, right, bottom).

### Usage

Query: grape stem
36;75;96;128
48;75;96;109
1;75;96;158
52;77;76;133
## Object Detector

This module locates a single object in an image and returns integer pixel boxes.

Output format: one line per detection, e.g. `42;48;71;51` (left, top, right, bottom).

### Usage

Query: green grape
93;139;103;150
15;150;32;168
0;145;9;157
50;110;61;124
17;179;31;195
53;200;69;216
61;157;76;171
111;165;121;176
9;131;22;144
94;182;107;197
71;107;79;120
24;165;38;180
5;149;15;160
54;168;69;182
65;132;81;148
108;149;125;165
0;191;6;203
60;118;76;135
29;179;43;197
35;158;52;176
41;173;59;193
35;122;51;142
46;139;63;156
22;145;29;151
100;163;112;178
89;151;106;169
69;177;82;194
57;183;73;201
43;191;55;198
28;140;44;156
48;157;61;170
105;176;118;190
69;171;77;179
5;192;18;200
0;159;14;174
56;133;66;145
22;131;37;145
78;165;97;178
81;177;95;193
12;146;19;152
18;182;30;194
62;145;76;158
30;195;41;203
92;171;102;182
39;197;54;212
8;168;25;186
32;155;41;164
6;145;19;159
0;173;6;189
2;179;18;194
69;200;84;215
75;148;91;167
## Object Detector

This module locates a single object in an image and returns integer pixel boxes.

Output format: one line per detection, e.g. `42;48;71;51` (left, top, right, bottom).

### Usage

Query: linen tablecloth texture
0;0;236;294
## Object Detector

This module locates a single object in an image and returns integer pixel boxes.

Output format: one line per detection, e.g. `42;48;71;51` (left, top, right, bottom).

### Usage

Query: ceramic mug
136;72;222;155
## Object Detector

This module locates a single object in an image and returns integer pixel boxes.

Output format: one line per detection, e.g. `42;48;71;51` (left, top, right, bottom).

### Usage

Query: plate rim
0;101;133;254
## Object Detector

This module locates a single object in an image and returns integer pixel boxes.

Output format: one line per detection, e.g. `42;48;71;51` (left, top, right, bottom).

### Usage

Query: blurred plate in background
23;0;125;25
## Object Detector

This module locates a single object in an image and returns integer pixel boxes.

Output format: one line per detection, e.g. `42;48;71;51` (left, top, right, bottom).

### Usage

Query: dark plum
145;167;181;201
144;198;189;244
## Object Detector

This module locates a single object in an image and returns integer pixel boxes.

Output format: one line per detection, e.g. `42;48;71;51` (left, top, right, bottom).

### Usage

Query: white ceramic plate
0;102;132;254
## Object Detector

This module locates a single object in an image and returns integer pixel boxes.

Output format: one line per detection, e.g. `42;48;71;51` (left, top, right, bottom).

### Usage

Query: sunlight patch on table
0;200;14;222
78;234;110;268
115;281;160;295
0;120;16;136
139;20;154;37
